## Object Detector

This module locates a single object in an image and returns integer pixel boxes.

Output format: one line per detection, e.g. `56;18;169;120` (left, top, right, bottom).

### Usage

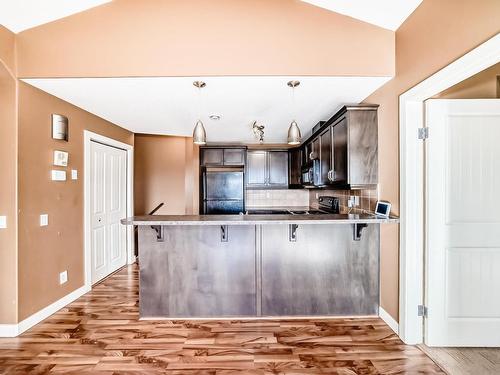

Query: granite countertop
121;213;399;226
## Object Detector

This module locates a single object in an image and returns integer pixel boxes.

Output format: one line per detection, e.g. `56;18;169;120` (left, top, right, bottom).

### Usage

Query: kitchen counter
121;212;399;226
123;210;397;319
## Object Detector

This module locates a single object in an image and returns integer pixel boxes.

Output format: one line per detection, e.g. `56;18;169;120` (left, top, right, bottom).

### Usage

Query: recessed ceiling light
209;114;221;121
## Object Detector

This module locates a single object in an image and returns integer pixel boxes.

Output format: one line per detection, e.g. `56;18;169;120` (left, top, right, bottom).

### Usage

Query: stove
246;196;340;216
317;196;340;214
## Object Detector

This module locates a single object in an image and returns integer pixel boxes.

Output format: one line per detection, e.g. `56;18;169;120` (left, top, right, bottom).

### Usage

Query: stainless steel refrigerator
201;167;245;214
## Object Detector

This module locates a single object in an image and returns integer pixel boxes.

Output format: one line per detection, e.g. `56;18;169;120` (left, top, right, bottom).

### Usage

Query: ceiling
301;0;423;30
0;0;111;33
23;76;390;144
1;0;421;34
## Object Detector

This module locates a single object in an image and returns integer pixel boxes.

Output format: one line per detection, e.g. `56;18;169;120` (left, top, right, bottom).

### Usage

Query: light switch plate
51;170;66;181
40;214;49;227
59;270;68;285
0;216;6;229
71;169;78;180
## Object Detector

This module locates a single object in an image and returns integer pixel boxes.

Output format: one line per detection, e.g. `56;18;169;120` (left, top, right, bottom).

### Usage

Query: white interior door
90;141;127;284
426;99;500;346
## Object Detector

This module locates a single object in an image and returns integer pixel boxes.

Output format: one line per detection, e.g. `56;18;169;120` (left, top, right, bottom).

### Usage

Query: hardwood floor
420;345;500;375
0;265;444;374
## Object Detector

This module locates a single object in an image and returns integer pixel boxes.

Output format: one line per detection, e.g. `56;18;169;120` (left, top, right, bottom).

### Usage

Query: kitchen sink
246;209;329;215
246;209;290;215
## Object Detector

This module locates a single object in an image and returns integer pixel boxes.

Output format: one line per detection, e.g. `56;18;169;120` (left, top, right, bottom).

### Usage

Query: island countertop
121;213;399;226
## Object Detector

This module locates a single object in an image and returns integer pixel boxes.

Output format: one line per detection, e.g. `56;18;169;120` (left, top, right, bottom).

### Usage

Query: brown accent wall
134;134;199;216
0;28;18;324
17;83;133;320
434;62;500;99
363;0;500;321
15;0;394;78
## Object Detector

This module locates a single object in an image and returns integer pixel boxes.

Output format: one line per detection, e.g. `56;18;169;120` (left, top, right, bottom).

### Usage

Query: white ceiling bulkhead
23;76;391;144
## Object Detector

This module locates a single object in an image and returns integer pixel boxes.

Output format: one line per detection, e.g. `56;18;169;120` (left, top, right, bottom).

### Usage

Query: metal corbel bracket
352;223;367;241
289;224;299;242
151;225;164;242
221;225;228;242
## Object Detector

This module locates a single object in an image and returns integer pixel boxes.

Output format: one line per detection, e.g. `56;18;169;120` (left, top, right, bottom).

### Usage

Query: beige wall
15;0;394;78
17;83;133;320
0;27;18;324
134;134;198;216
0;25;16;75
435;62;500;99
364;0;500;321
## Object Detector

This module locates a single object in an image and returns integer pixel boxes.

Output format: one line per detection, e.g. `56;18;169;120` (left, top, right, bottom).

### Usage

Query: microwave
301;160;320;187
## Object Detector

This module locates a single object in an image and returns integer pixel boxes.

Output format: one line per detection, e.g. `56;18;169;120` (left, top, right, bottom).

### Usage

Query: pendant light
287;80;302;145
192;81;207;145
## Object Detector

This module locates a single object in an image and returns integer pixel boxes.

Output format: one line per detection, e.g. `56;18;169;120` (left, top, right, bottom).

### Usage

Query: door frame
84;130;134;289
399;33;500;344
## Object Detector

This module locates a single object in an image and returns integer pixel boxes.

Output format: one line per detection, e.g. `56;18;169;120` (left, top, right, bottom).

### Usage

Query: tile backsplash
246;189;310;207
246;187;380;212
309;188;379;214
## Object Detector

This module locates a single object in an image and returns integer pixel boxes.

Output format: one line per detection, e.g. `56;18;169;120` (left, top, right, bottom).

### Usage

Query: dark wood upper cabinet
246;150;288;189
268;151;288;186
201;147;246;166
332;117;348;184
295;104;378;189
323;105;378;188
201;148;224;166
223;148;245;165
246;150;267;187
288;147;302;187
319;127;332;185
311;137;320;160
346;109;378;185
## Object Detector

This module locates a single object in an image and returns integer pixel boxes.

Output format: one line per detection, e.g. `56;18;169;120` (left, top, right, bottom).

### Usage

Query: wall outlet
354;196;360;206
71;169;78;180
40;214;49;227
59;270;68;285
0;216;6;229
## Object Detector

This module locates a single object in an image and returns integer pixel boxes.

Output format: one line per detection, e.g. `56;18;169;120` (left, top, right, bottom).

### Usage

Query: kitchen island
122;213;398;319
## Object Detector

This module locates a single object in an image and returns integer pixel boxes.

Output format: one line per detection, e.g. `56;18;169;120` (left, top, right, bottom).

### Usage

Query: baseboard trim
379;306;399;335
0;284;90;337
0;324;18;337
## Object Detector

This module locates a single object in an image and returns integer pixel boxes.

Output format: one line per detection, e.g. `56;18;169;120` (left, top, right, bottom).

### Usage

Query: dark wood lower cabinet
139;225;256;317
261;224;379;316
139;223;379;318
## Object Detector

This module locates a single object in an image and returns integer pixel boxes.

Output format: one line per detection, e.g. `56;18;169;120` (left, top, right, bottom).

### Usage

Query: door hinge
418;304;428;317
418;127;429;140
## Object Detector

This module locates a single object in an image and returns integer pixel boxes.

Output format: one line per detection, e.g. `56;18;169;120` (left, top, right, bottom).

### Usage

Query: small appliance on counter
375;201;391;218
201;166;245;214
